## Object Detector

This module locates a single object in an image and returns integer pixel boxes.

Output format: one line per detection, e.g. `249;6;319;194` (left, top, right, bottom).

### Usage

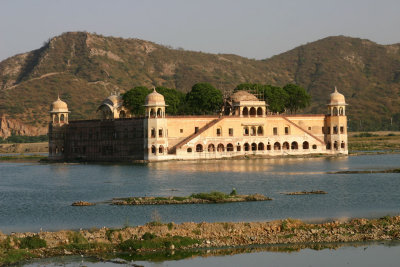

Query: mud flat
1;215;400;266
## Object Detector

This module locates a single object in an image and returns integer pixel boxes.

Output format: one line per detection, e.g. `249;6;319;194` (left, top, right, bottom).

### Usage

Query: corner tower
325;87;348;154
144;88;168;160
48;96;69;160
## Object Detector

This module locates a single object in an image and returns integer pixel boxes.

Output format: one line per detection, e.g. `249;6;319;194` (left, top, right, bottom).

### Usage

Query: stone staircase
281;116;325;144
168;117;224;154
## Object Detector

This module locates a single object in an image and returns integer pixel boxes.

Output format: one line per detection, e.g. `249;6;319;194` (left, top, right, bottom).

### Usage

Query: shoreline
1;215;400;265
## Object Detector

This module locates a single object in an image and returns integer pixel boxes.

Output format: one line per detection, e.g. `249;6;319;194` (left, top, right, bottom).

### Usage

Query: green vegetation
122;86;150;116
118;234;200;251
348;132;400;152
1;32;400;131
190;191;229;202
234;83;311;113
19;235;47;249
0;134;48;144
185;83;223;115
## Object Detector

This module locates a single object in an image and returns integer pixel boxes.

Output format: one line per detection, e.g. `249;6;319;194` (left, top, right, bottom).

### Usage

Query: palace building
48;87;348;162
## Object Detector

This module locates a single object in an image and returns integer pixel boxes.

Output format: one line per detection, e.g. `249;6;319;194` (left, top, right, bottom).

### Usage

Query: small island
112;191;272;205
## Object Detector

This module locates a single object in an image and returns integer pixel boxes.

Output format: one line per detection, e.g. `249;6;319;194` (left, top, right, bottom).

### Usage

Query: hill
0;32;399;136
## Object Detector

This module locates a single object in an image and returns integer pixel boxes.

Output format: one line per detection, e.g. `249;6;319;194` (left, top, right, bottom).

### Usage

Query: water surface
0;154;400;233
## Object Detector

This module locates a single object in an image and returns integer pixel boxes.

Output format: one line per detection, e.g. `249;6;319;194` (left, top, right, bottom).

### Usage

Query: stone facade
48;88;348;162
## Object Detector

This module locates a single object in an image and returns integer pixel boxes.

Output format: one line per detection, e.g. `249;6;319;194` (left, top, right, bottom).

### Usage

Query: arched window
159;145;164;154
250;107;256;116
60;114;65;122
333;107;338;116
267;144;271;150
291;142;298;150
334;141;338;150
243;107;249;116
151;145;156;154
159;128;163;137
217;143;224;152
251;143;257;151
250;126;256;136
119;110;126;118
243;127;249;136
208;144;215;152
341;141;345;149
257;126;263;136
302;141;309;149
257;107;263;116
258;142;264;150
150;109;156;118
151;128;156;138
187;148;192;153
196;144;203;152
157;108;162;117
274;142;281;150
339;107;344;116
55;115;59;123
244;143;250;151
236;145;241;151
282;142;289;150
227;143;234;151
312;144;317;149
326;142;331;149
55;146;59;154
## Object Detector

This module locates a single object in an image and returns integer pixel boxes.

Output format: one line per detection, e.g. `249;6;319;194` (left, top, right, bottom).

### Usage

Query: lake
1;154;399;234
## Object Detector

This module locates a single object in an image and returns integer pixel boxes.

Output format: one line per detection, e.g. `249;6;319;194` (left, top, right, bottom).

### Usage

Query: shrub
142;232;157;240
230;188;237;196
190;191;229;202
19;235;47;249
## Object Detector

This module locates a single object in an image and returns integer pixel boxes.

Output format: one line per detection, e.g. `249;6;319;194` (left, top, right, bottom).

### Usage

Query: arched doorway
196;144;203;152
250;107;256;116
274;142;281;150
251;143;257;151
227;143;234;151
302;141;309;149
217;143;224;152
257;107;263;116
243;107;249;116
258;142;264;150
291;142;298;150
282;142;289;150
208;144;215;152
244;143;250;151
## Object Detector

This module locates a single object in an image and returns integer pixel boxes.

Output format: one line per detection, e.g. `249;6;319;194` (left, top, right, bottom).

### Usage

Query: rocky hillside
0;32;399;136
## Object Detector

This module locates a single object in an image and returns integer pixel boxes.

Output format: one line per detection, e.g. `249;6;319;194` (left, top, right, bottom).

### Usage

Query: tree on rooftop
155;86;186;115
186;83;223;114
122;86;150;116
283;84;311;114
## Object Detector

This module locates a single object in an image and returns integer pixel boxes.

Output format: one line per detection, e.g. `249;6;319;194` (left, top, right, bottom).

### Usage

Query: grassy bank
1;216;400;266
348;131;400;153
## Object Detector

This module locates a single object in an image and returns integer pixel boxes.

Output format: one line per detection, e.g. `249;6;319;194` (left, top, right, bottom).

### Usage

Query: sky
0;0;399;61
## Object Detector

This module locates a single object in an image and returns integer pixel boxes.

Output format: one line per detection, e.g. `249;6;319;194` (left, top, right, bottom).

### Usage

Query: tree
261;85;288;114
155;86;186;115
283;84;311;114
186;83;223;114
122;86;150;116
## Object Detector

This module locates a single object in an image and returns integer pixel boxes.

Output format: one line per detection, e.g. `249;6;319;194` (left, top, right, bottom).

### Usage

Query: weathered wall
63;118;145;161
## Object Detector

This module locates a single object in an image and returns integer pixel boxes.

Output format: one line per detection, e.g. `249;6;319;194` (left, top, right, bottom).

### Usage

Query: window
151;128;156;138
195;127;199;133
285;127;289;135
196;144;203;152
322;127;325;134
243;127;249;136
187;148;192;153
180;129;183;133
229;128;233;136
159;129;163;137
327;127;330;134
216;128;221;136
312;144;317;149
308;127;311;130
273;127;278;135
250;127;256;136
333;126;338;134
340;126;344;134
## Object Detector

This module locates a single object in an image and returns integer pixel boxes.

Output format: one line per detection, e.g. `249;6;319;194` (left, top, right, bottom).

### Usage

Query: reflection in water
149;157;348;173
23;241;400;267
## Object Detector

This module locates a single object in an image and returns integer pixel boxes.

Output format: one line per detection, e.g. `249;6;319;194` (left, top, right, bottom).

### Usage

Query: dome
329;87;346;105
102;94;122;107
50;96;68;112
145;88;165;106
231;90;259;102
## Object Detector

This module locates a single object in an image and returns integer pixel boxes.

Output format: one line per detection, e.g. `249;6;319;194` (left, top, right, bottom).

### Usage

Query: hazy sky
1;0;399;61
